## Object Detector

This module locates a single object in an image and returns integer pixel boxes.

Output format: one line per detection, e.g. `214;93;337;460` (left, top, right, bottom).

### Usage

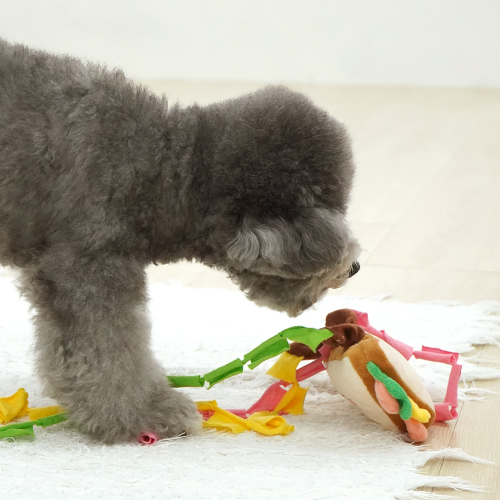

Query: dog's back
0;38;68;266
0;39;173;267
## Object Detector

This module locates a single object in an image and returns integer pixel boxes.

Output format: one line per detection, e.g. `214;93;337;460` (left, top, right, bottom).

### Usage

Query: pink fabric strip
444;364;462;409
434;403;458;421
246;381;287;414
243;360;326;416
318;343;332;361
353;310;414;360
296;358;326;382
416;347;461;422
414;346;459;364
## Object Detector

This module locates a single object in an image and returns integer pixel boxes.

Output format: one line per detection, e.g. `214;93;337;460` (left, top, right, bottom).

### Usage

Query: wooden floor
141;80;500;498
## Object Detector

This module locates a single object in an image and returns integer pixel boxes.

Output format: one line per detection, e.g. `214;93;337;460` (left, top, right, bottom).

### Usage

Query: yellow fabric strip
274;384;308;415
196;353;307;434
245;412;294;436
27;406;66;421
196;401;294;436
266;351;308;415
266;352;303;384
0;388;29;424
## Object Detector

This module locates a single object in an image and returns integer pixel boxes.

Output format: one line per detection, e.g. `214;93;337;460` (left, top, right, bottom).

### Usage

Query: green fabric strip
0;419;36;431
165;325;335;388
0;427;35;438
204;359;245;388
35;413;68;428
0;412;67;439
279;326;332;351
167;375;205;388
366;361;412;420
243;334;290;369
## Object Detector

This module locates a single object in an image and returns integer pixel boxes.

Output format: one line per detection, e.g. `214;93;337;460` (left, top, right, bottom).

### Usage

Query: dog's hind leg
19;246;199;443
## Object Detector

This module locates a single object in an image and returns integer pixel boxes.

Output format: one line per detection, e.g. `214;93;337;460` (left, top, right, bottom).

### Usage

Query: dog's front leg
20;248;199;443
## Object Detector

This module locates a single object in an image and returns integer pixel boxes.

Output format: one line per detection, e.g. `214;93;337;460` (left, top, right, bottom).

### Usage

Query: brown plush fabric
322;324;366;351
325;308;358;327
287;342;320;359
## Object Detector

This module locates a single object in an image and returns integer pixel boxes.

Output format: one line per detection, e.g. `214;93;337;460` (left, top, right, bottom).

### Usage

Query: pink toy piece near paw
137;432;160;445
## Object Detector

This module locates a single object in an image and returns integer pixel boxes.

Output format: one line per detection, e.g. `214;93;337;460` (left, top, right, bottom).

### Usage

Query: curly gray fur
0;38;360;443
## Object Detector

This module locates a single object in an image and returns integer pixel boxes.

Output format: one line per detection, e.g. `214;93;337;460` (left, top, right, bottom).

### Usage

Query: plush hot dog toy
325;310;435;441
288;309;439;442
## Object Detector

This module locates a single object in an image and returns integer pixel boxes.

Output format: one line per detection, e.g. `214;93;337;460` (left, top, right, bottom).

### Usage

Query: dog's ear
226;208;357;278
226;216;297;270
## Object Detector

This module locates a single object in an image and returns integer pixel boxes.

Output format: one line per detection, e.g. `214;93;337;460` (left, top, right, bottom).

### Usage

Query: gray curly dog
0;38;361;443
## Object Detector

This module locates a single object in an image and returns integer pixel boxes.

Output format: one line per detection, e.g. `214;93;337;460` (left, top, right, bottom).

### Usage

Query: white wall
1;0;499;87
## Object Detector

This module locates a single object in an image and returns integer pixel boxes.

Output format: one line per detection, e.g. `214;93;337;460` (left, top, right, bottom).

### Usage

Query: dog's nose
348;261;360;278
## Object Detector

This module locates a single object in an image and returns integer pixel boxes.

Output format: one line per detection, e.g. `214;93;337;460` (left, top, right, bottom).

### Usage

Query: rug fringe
410;475;485;491
461;365;500;382
396;475;486;500
460;387;499;400
465;353;500;365
397;486;480;500
417;447;494;465
397;493;453;500
398;492;459;500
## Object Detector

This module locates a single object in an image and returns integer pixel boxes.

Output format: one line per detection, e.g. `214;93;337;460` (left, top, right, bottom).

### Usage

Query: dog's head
225;208;360;317
199;85;361;316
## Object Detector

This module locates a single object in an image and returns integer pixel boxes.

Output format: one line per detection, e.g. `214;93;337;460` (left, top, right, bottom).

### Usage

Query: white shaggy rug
1;273;500;500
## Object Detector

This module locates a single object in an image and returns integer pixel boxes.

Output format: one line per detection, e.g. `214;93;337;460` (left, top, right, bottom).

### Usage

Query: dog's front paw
68;378;201;444
141;382;201;441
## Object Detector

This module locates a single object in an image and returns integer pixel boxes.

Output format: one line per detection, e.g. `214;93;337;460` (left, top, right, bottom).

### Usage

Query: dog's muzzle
348;261;360;278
